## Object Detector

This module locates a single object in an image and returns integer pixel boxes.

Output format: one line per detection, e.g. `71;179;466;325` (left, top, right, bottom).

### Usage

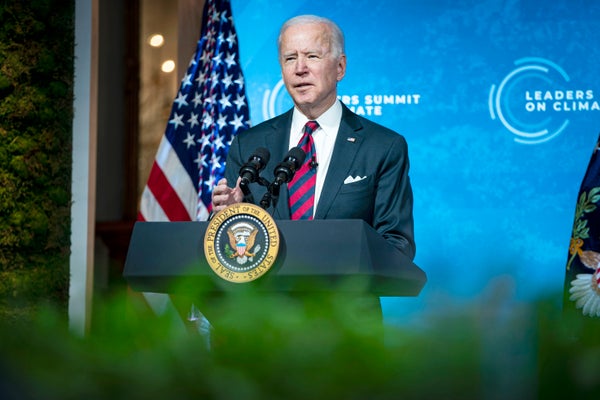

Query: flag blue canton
165;0;250;220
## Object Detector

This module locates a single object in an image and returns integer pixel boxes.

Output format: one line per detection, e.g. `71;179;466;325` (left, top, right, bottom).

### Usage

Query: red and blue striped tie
289;120;319;220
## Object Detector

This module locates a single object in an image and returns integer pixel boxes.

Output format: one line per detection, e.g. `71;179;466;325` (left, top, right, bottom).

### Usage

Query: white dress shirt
289;100;342;214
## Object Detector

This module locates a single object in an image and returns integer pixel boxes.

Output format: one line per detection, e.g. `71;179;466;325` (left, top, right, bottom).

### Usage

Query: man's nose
294;57;308;74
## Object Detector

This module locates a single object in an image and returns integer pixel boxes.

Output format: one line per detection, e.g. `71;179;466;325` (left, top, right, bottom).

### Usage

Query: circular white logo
489;57;573;145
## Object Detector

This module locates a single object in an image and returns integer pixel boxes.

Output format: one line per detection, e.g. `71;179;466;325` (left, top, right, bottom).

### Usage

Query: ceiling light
148;34;164;47
161;60;175;73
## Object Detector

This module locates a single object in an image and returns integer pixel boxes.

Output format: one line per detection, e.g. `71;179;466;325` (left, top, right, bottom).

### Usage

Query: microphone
272;147;306;186
309;157;318;170
239;148;270;200
261;147;306;209
239;147;270;188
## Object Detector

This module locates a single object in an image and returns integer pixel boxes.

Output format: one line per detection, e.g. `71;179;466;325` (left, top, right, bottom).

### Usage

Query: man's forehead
281;30;330;52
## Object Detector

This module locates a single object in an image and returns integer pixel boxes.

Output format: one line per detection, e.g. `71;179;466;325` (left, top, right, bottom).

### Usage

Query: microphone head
240;147;271;187
287;147;306;169
272;147;307;185
253;147;271;166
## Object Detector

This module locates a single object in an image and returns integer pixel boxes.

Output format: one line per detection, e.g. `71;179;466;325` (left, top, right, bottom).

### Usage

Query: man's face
279;22;346;119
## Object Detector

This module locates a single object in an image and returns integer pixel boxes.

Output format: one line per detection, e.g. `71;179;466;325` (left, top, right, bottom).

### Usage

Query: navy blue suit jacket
224;103;415;260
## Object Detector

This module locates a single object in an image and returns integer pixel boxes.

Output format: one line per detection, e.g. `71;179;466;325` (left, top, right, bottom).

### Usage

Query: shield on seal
228;222;256;257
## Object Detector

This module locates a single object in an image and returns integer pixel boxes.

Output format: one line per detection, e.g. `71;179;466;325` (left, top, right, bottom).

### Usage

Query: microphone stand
256;177;274;210
240;179;253;202
255;147;305;211
239;172;278;211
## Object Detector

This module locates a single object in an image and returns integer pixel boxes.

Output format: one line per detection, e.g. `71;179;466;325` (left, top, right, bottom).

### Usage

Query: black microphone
273;147;306;186
262;147;306;209
239;148;270;198
309;157;318;170
239;147;270;185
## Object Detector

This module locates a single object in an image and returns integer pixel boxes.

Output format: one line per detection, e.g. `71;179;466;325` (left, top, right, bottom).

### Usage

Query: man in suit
212;14;415;261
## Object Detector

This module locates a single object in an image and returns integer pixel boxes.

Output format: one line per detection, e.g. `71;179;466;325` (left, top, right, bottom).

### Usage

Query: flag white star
233;93;247;110
226;32;237;48
229;113;245;131
202;113;214;129
199;134;211;150
221;72;233;89
204;93;218;107
216;113;228;129
192;92;203;108
204;172;217;190
210;153;222;170
169;112;185;129
195;152;208;168
212;53;223;66
181;73;193;88
224;52;236;68
174;92;189;109
234;74;245;88
188;112;199;128
183;132;196;149
217;32;225;47
210;70;219;84
219;93;232;109
214;134;225;150
200;51;212;66
211;8;220;23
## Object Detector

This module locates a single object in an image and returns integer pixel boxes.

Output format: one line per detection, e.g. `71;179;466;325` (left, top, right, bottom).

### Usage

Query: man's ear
337;54;347;81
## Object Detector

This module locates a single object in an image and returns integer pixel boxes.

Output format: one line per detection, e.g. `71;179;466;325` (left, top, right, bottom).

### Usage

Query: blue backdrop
230;0;600;324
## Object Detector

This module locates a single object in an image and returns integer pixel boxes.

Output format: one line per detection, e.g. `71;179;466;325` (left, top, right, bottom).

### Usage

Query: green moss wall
0;0;74;321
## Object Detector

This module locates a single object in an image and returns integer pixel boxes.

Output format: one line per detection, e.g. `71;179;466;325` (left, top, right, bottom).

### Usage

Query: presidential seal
204;203;279;283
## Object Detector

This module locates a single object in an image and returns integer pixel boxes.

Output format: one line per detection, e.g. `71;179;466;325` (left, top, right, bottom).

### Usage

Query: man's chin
290;93;315;107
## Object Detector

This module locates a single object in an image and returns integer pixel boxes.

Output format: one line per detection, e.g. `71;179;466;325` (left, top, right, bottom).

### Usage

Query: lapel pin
347;137;356;143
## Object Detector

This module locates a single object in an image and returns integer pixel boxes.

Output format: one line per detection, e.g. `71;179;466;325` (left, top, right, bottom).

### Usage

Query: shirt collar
291;100;343;141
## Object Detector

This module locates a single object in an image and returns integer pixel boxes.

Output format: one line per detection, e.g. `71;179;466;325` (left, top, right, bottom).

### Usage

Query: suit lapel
314;105;364;219
266;110;294;219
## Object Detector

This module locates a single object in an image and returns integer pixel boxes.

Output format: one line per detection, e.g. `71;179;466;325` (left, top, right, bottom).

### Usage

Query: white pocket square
343;175;367;184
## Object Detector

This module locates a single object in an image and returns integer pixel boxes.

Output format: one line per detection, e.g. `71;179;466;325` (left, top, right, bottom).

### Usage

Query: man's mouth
294;83;312;90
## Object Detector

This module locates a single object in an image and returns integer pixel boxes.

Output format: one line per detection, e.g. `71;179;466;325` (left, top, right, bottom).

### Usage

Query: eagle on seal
227;223;259;259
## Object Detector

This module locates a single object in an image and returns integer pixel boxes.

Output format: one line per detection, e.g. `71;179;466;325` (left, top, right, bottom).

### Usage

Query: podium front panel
124;220;426;296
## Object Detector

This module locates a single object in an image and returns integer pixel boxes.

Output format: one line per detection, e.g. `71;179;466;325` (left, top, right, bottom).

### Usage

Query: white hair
277;15;345;59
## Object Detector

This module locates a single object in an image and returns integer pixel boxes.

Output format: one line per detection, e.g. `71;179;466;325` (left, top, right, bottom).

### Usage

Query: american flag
139;0;250;222
565;133;600;319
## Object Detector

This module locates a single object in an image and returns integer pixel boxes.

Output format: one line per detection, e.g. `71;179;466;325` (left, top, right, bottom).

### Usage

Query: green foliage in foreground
0;288;599;400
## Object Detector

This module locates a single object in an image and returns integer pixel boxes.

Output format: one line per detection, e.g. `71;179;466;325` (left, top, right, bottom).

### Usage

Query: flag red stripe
146;163;192;221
